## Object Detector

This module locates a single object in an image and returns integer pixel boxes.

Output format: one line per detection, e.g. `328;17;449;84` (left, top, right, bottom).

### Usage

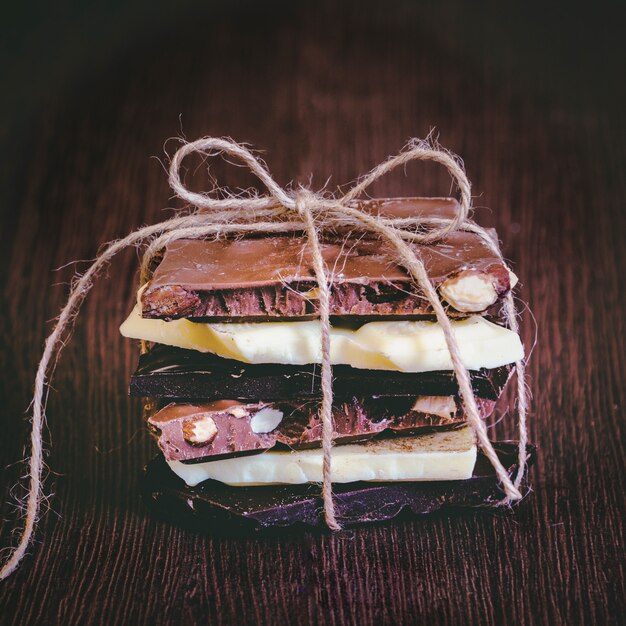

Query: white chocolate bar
120;305;523;372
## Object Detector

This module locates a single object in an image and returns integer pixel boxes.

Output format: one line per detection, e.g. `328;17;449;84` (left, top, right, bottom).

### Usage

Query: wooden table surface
1;2;625;624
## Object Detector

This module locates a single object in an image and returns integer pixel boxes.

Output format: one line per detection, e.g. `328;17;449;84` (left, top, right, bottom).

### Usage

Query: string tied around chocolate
0;136;529;580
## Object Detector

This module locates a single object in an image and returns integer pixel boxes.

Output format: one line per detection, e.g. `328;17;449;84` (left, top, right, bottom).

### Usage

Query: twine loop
0;135;528;581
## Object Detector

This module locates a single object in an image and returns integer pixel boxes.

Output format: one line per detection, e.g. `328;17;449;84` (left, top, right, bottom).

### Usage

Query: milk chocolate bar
149;396;497;463
141;442;535;530
130;345;513;401
141;198;515;320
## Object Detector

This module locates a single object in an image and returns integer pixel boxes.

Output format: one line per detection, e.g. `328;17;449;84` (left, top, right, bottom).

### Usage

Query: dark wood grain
1;1;625;624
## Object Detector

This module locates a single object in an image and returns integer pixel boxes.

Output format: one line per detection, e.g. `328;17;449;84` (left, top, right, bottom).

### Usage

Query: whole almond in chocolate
439;268;517;313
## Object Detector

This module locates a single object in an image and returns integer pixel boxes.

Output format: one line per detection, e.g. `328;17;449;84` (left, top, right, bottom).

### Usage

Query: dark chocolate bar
149;396;497;463
141;442;535;530
141;198;513;320
131;345;513;401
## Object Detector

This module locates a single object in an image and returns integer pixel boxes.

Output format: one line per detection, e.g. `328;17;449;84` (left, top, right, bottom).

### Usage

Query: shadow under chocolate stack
121;198;530;528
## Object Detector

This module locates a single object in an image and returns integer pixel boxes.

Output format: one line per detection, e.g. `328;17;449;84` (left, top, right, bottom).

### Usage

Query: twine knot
293;188;319;215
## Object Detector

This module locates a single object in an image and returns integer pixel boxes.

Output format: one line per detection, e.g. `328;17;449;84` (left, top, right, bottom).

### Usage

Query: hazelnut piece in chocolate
182;415;218;446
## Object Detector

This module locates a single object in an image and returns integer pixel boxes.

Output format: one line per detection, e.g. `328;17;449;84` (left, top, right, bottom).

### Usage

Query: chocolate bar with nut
140;198;516;321
148;395;498;463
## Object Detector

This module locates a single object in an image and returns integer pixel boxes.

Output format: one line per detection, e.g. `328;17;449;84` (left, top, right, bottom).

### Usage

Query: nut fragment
439;270;499;312
300;287;321;300
227;406;249;418
250;407;284;434
182;414;218;446
411;396;457;420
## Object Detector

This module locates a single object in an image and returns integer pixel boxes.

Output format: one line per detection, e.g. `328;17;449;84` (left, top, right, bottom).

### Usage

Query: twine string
294;190;341;530
0;136;528;581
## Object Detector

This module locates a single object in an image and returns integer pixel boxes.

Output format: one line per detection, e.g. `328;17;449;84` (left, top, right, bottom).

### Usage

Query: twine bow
0;136;529;580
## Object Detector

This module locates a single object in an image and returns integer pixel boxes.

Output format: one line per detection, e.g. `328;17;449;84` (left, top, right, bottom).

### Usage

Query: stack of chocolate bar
121;198;529;528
